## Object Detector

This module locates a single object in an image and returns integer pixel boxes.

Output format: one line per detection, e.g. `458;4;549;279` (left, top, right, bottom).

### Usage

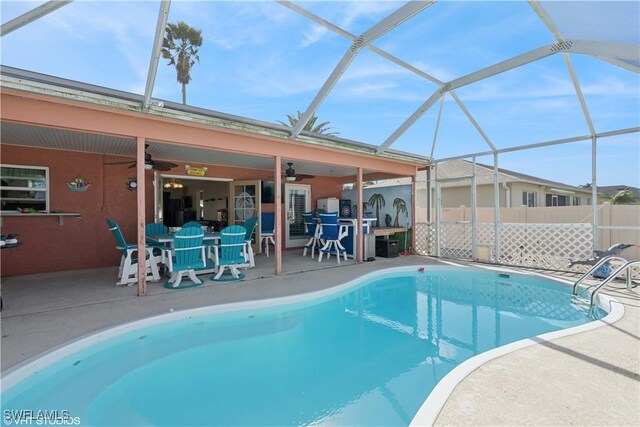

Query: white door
285;183;311;248
153;172;163;224
229;180;261;252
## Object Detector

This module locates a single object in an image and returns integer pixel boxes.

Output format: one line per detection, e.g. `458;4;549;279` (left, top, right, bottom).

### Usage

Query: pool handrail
571;255;627;296
589;259;639;316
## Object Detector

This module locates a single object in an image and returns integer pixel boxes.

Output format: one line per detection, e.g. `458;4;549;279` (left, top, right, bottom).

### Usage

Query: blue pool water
2;267;604;426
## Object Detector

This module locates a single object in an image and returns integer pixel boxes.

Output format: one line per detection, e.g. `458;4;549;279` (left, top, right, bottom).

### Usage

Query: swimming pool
2;266;613;426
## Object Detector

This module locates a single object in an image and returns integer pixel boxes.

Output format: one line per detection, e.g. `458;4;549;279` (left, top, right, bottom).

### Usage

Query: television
261;181;285;203
261;181;274;203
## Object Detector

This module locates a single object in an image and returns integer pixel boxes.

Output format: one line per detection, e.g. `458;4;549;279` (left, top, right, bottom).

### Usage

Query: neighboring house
598;185;640;203
369;159;607;212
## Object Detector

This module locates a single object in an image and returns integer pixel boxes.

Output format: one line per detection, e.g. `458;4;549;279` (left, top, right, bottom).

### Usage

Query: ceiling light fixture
163;178;184;189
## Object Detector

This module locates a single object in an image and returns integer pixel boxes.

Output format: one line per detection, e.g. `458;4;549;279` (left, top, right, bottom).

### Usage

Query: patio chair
146;222;169;263
242;216;258;268
260;212;276;257
303;212;322;258
165;226;207;289
106;218;161;286
183;221;203;229
317;212;348;263
210;225;247;281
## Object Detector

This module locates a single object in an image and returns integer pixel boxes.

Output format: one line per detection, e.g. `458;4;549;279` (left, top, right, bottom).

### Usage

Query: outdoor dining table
146;231;221;276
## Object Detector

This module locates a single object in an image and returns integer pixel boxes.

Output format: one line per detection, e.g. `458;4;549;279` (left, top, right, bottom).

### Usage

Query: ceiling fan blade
104;161;135;165
151;160;177;171
297;174;315;179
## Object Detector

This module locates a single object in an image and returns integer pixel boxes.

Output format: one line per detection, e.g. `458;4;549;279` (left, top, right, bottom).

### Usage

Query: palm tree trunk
394;210;399;227
182;83;186;105
375;206;380;227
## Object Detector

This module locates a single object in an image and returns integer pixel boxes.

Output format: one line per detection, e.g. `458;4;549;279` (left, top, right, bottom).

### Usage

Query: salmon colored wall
0;146;345;275
1;145;156;277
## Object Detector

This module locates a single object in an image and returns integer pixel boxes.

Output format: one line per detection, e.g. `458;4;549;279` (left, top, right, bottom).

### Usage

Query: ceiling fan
104;144;178;171
284;162;315;182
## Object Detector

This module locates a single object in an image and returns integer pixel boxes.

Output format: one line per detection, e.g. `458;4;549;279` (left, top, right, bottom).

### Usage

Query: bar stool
318;212;348;263
260;212;276;257
303;212;322;258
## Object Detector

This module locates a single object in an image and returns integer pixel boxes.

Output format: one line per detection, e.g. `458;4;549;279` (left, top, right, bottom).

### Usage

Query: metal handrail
571;255;628;296
589;259;640;314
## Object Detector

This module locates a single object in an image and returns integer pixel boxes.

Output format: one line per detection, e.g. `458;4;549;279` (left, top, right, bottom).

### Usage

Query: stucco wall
1;146;344;275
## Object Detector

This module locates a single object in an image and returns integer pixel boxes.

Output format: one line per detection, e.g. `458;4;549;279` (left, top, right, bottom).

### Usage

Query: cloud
301;25;329;48
296;0;400;47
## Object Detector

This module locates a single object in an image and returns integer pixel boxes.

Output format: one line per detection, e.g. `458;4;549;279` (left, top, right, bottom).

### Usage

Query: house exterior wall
0;145;346;276
430;184;507;208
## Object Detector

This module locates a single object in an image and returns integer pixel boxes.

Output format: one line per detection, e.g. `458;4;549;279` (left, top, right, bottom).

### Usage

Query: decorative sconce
126;176;137;192
163;178;184;189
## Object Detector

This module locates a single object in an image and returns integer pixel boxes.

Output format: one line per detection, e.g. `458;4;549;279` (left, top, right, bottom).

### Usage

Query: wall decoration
126;176;137;192
185;165;208;176
66;176;91;192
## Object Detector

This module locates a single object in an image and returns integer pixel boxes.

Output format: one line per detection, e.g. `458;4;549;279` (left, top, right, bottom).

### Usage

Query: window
1;165;49;212
572;196;581;206
522;191;536;207
545;193;568;207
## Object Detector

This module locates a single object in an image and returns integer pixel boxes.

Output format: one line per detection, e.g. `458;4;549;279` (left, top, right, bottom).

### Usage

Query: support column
435;164;441;257
356;167;363;263
274;156;282;275
471;157;477;260
411;172;416;255
493;153;500;263
591;136;598;251
136;137;147;297
426;165;432;223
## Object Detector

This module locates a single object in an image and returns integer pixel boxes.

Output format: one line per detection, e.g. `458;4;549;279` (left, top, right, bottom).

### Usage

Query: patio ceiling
0;121;361;178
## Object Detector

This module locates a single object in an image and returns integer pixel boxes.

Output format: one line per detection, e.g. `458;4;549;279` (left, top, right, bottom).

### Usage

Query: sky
1;0;639;188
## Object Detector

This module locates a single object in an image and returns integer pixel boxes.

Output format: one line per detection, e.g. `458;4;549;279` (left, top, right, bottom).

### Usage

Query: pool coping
1;264;623;425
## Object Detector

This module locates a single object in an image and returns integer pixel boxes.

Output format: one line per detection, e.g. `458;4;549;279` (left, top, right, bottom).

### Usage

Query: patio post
411;171;416;255
591;136;598;251
435;163;441;257
356;167;363;263
471;157;477;260
274;156;282;275
493;153;500;264
136;136;147;296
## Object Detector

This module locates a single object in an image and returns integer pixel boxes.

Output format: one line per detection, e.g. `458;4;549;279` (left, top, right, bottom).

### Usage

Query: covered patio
1;73;426;296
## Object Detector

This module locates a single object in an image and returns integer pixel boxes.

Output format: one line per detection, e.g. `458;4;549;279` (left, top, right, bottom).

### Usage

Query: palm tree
368;193;386;227
392;197;407;227
611;189;636;205
278;111;338;135
161;21;203;105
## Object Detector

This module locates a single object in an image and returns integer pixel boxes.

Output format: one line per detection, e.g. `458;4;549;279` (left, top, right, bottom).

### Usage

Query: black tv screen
261;181;274;203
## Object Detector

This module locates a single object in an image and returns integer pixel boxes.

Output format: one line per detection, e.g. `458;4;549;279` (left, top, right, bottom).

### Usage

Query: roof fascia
0;70;429;166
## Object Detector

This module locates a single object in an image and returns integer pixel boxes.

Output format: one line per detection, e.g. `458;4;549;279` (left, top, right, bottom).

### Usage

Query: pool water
2;267;604;426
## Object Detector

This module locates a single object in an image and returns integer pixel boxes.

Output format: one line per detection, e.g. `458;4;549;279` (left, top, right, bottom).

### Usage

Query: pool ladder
572;255;639;316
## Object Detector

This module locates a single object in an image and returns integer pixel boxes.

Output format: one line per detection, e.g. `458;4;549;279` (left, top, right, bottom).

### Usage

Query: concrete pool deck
2;255;639;425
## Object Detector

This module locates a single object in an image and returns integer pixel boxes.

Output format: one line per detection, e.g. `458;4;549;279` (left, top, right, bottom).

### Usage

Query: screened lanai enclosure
1;1;639;274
